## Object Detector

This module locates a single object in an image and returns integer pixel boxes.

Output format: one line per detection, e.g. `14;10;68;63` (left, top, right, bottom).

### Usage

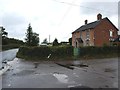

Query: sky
0;0;120;43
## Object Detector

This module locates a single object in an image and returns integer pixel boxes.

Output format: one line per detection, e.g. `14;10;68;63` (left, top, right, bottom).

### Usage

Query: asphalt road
2;57;118;89
0;49;19;68
0;49;19;90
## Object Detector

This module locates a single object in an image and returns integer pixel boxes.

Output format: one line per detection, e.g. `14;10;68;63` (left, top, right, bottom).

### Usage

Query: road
2;57;118;89
0;49;19;90
0;49;19;69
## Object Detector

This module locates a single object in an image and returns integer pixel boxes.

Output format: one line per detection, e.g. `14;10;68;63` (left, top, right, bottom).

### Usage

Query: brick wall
94;19;118;46
72;18;118;47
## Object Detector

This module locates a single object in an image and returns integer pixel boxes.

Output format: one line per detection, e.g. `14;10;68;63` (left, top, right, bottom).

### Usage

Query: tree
0;27;8;45
25;24;33;46
69;38;72;45
53;38;59;46
41;38;48;44
25;24;39;46
31;33;39;46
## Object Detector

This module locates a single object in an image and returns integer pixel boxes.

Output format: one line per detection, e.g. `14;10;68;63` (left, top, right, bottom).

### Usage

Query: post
74;47;80;59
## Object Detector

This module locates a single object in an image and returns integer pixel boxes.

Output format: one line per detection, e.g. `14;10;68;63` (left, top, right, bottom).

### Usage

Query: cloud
1;12;28;40
0;0;119;42
2;13;27;27
118;1;120;31
80;2;118;16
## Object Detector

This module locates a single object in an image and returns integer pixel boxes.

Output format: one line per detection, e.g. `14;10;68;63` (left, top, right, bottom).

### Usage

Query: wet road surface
1;49;18;61
2;58;118;88
0;49;19;89
0;49;18;68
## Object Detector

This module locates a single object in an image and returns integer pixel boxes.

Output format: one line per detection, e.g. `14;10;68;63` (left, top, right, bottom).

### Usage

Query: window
110;30;113;37
86;30;90;39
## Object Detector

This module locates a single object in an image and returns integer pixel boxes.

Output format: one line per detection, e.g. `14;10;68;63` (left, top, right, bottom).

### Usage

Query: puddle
68;84;93;90
8;84;11;87
73;61;81;65
104;68;116;72
55;63;74;70
53;73;69;83
55;61;88;70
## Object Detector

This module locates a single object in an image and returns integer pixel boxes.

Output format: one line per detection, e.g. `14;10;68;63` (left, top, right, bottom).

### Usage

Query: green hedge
2;44;21;51
17;46;119;60
79;46;119;59
17;46;73;60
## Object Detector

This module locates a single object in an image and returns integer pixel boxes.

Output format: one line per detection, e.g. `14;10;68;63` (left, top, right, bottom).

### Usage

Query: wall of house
81;30;86;46
94;19;118;46
72;29;95;47
72;32;80;47
89;29;95;46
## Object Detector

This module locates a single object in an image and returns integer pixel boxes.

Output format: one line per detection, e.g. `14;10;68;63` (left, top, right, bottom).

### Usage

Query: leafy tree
53;38;59;46
0;27;8;45
31;33;39;46
25;24;33;46
41;38;48;44
0;27;8;37
25;24;39;46
69;38;72;45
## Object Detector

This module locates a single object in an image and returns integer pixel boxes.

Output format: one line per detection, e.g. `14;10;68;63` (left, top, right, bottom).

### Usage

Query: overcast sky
1;0;119;43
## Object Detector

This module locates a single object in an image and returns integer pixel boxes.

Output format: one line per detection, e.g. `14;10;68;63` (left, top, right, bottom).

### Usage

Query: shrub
17;46;73;60
2;44;20;51
79;46;119;58
17;46;119;60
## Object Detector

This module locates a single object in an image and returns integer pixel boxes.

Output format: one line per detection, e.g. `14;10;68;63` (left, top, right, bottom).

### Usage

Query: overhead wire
58;0;76;26
52;0;117;14
51;0;118;39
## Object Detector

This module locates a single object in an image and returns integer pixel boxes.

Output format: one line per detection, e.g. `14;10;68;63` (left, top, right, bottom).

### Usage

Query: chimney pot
97;13;102;20
85;20;88;25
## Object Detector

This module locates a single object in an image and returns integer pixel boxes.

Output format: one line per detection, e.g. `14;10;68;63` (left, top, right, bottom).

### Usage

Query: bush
79;46;119;58
2;44;21;51
17;46;73;60
17;46;119;60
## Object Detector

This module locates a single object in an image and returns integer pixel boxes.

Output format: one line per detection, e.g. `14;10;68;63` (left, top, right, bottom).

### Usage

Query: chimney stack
85;20;88;25
97;13;102;20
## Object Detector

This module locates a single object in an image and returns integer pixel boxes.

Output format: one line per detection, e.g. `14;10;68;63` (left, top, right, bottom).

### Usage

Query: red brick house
72;13;119;47
113;35;120;46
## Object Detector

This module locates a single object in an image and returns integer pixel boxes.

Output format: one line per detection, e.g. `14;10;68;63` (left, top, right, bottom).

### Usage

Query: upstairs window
109;30;113;37
86;30;90;39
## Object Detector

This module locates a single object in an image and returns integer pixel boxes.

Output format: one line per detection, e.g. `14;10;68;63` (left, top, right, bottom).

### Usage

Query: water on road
0;49;18;68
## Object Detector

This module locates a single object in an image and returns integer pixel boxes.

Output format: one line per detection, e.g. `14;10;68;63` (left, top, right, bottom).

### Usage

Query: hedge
2;44;21;51
17;46;119;60
17;46;74;60
79;46;119;59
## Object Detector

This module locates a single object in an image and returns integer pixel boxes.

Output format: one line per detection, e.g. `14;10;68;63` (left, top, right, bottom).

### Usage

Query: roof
72;17;119;34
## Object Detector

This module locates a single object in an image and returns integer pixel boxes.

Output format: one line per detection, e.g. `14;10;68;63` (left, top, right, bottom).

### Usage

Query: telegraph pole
49;35;50;43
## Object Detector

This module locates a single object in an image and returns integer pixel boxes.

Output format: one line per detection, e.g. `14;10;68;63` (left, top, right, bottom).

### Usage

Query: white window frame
109;29;113;37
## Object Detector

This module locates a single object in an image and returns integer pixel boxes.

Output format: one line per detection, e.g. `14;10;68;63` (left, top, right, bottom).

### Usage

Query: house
113;35;120;46
72;13;119;47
